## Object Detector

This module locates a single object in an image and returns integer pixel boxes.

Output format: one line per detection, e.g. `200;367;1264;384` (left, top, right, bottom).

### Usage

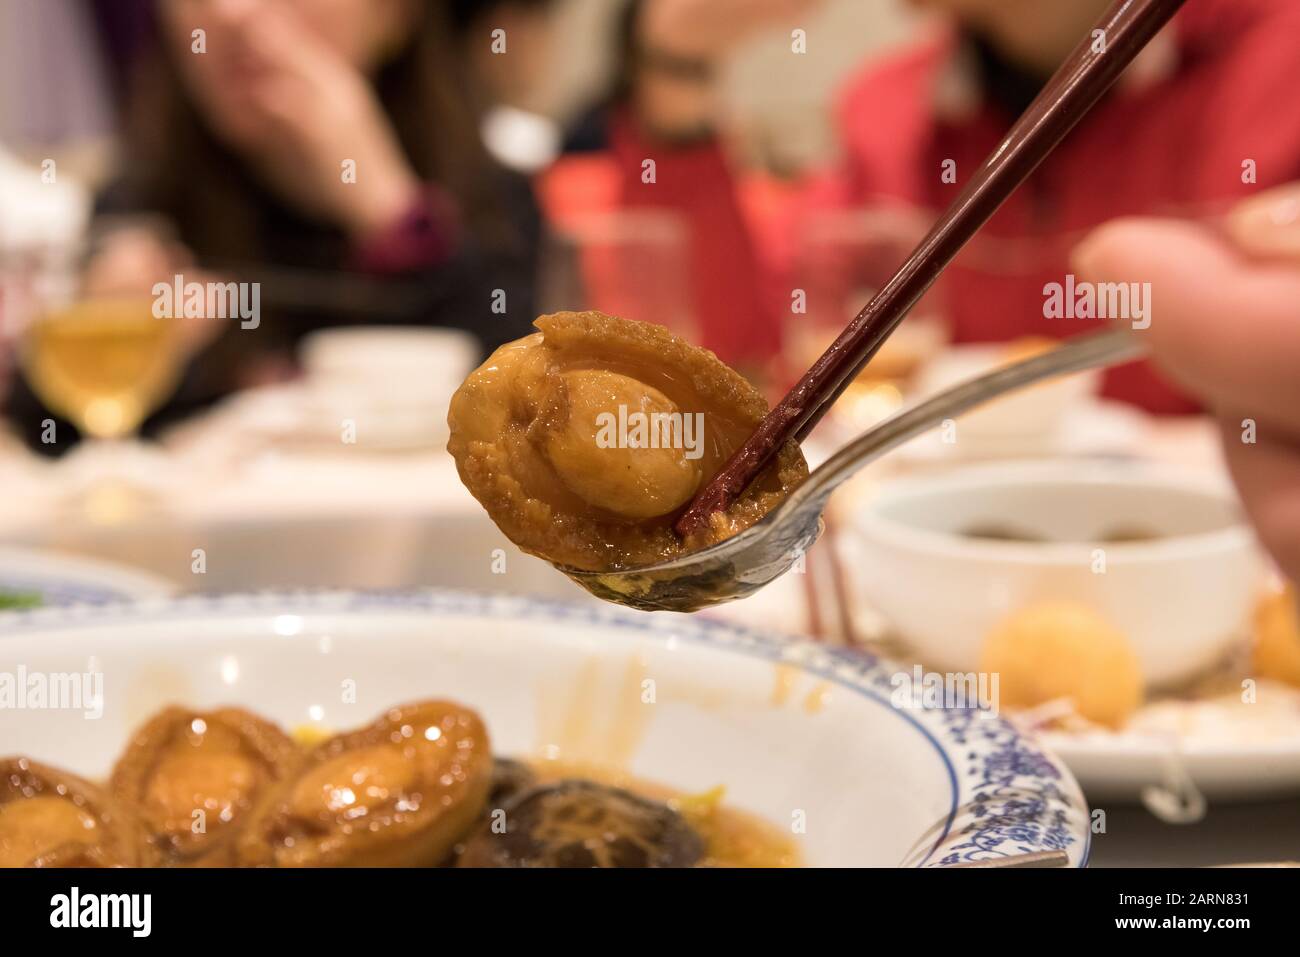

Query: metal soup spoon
561;327;1145;612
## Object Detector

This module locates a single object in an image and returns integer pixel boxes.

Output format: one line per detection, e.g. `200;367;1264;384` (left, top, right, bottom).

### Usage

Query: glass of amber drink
20;216;186;442
16;219;187;521
23;295;182;441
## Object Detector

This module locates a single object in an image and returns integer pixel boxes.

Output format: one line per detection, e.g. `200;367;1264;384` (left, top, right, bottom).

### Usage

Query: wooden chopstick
675;0;1189;537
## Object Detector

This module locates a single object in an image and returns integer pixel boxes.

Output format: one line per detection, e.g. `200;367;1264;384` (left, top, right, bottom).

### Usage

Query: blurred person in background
599;0;1300;412
540;0;818;374
4;0;558;452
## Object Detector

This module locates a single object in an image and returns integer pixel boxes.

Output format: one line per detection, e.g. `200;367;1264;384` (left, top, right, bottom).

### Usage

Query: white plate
208;383;454;452
1039;682;1300;804
1045;734;1300;804
0;546;173;608
0;590;1090;867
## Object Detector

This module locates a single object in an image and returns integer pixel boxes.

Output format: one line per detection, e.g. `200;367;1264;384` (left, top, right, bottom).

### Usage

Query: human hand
219;6;421;238
83;226;187;298
84;225;223;360
1074;184;1300;582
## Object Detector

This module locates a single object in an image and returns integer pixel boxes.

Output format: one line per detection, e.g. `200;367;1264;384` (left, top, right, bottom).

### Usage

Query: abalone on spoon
446;310;808;575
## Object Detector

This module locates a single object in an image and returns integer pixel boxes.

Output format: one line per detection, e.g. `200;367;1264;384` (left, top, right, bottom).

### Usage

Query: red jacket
599;0;1300;412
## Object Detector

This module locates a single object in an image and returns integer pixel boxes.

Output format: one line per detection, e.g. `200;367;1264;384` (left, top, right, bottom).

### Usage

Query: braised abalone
235;700;492;867
447;311;807;573
110;707;302;865
2;757;149;867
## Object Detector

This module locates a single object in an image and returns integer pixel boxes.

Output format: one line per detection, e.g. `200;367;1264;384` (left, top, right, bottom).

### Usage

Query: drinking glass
19;218;184;442
539;208;696;343
15;218;186;524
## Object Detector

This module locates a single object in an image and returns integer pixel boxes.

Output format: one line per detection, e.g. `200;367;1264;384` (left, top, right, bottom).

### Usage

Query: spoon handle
777;328;1147;519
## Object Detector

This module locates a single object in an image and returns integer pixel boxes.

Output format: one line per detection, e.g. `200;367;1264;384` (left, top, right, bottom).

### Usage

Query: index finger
1227;183;1300;262
1073;217;1300;432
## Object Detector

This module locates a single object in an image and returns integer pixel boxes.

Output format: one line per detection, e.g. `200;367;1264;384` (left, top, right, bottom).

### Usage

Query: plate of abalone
0;590;1090;867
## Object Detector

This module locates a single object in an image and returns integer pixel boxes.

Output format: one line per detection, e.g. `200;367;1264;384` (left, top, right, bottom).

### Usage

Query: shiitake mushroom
488;757;537;807
441;757;539;866
456;779;705;868
110;707;302;866
1;757;150;867
235;700;492;867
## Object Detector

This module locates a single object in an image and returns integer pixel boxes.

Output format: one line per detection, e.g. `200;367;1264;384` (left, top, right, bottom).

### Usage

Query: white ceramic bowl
299;380;456;450
296;326;477;450
0;590;1089;867
300;325;479;392
0;546;173;608
846;461;1261;688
